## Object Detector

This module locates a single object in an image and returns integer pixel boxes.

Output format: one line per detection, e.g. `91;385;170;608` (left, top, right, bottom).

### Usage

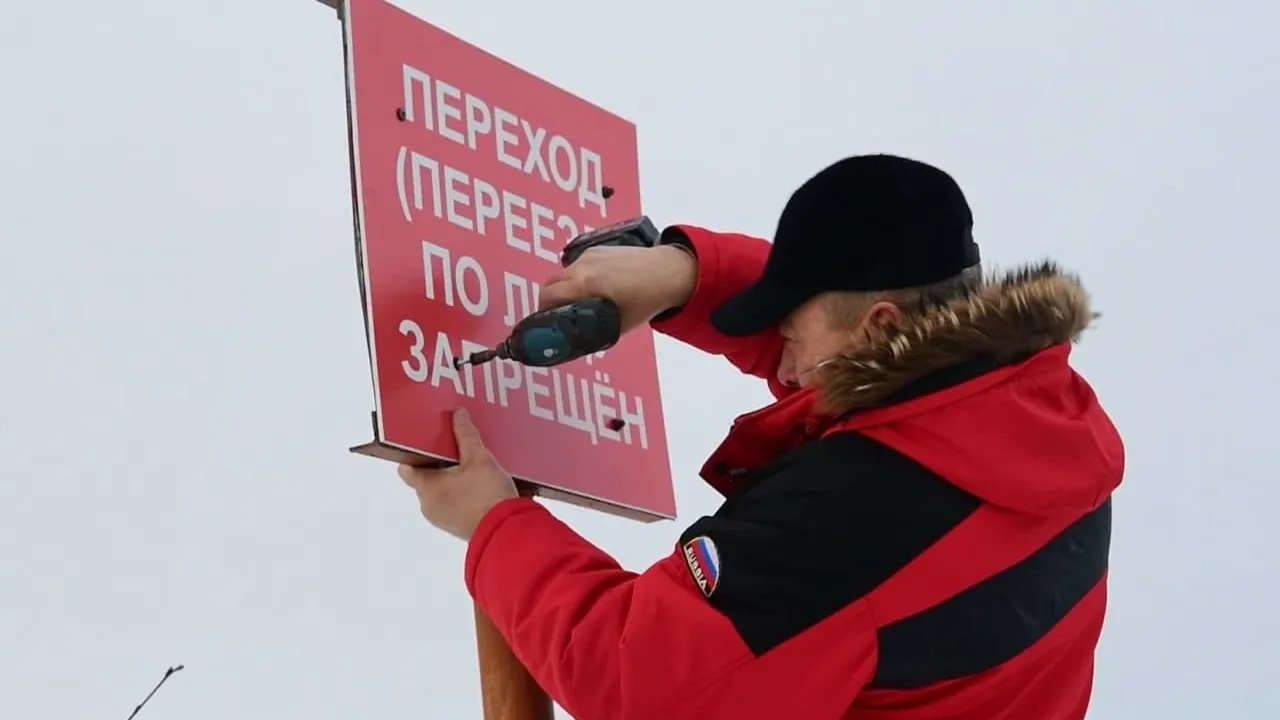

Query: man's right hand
538;244;698;334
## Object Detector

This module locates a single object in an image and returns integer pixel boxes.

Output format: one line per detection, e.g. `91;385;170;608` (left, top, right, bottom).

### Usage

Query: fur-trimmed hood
817;263;1097;415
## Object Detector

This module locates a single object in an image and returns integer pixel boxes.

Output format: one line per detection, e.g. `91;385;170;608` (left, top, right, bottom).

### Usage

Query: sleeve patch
682;535;721;597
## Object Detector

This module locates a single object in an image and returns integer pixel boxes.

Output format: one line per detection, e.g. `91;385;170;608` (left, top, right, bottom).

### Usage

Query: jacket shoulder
681;430;981;656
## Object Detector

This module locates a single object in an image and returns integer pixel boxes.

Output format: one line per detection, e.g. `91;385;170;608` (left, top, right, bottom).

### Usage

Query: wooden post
474;603;554;720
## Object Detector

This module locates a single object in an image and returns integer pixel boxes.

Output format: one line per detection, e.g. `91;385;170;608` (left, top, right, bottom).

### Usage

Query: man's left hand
398;407;518;541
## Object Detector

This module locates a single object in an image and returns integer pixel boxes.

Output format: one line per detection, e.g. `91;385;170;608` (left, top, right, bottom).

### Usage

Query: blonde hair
824;265;984;329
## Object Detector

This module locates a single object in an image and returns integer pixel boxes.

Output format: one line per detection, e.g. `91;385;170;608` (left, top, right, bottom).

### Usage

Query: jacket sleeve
463;434;933;719
650;225;790;398
466;499;756;720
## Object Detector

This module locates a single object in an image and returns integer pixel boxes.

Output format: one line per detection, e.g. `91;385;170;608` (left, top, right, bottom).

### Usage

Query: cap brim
709;279;812;337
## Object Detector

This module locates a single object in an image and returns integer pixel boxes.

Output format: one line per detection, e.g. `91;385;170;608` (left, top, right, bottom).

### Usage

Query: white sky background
2;0;1277;717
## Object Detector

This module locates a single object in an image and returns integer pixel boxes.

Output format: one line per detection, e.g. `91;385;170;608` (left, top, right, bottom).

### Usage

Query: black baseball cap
710;154;980;337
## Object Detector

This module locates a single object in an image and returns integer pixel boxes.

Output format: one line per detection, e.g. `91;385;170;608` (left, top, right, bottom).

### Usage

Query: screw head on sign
601;186;616;199
607;418;626;431
396;108;408;121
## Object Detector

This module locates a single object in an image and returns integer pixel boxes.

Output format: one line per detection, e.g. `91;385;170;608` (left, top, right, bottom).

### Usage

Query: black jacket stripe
870;498;1113;688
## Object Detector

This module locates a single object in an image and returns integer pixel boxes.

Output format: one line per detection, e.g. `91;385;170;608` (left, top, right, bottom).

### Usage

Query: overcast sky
3;1;1278;718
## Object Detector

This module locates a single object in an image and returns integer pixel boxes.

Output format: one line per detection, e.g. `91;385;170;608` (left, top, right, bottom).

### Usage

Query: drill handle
560;216;660;267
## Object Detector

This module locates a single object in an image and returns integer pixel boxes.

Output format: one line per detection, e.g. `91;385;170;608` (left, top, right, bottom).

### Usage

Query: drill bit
454;348;500;369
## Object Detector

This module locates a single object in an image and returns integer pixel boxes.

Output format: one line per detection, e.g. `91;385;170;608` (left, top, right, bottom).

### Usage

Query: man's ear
864;300;905;329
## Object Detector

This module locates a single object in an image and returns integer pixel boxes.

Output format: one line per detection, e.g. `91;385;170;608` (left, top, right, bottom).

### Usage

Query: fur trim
817;262;1098;414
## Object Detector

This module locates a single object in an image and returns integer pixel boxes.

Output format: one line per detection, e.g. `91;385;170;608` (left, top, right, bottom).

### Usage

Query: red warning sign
340;0;675;521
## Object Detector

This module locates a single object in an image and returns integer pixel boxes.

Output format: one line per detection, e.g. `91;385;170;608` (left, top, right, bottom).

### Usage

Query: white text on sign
388;62;654;453
398;317;648;449
402;64;609;220
419;240;551;328
397;148;597;266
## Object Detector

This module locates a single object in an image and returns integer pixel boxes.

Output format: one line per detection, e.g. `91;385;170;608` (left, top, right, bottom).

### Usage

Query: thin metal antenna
125;665;185;720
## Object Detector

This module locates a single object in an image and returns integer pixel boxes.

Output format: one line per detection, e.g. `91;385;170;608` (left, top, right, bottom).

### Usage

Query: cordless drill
452;216;661;369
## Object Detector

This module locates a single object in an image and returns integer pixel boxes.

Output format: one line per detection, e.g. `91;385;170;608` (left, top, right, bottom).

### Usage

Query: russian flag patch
682;535;721;597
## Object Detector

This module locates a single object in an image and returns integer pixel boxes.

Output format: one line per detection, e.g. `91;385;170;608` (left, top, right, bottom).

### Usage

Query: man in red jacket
399;154;1125;719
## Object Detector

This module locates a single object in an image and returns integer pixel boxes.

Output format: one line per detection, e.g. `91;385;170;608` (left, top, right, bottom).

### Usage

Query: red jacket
465;226;1125;719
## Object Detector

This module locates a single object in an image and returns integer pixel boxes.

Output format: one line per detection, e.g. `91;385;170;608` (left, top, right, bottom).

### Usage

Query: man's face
775;293;856;389
775;293;901;389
